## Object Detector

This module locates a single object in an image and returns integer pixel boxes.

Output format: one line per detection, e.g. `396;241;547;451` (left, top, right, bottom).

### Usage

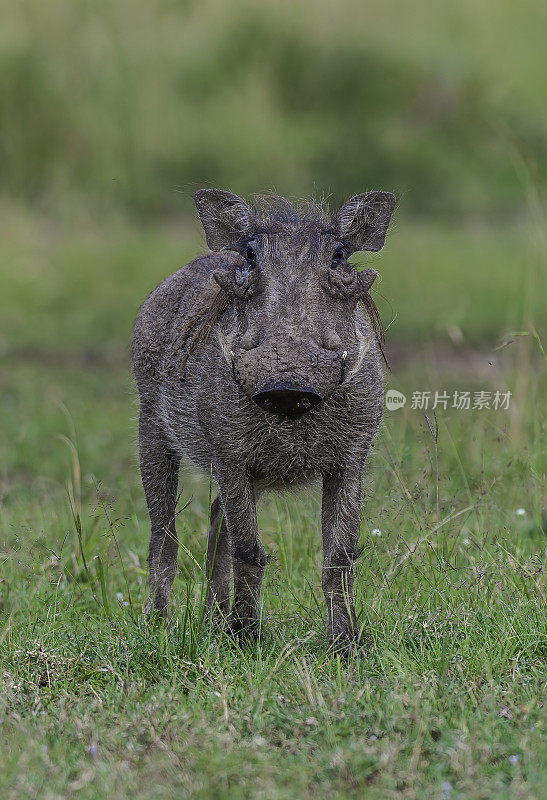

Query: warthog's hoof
328;631;365;659
206;599;231;632
143;592;171;625
206;594;230;620
227;609;261;645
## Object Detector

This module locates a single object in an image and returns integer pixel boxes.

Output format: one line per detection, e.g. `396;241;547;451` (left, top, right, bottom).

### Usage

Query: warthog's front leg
217;470;265;642
321;466;364;652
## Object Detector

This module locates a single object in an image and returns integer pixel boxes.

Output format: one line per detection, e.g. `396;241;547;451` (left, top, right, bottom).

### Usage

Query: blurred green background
2;0;547;218
0;0;545;351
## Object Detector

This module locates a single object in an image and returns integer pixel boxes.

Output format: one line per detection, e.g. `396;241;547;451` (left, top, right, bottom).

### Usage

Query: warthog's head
195;190;396;418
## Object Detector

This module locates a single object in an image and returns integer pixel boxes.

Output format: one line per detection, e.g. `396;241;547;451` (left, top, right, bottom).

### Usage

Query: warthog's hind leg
206;496;232;618
139;412;181;618
216;471;265;643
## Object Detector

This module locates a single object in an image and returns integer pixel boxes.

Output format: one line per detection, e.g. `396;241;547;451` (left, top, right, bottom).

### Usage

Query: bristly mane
362;293;388;367
251;194;332;234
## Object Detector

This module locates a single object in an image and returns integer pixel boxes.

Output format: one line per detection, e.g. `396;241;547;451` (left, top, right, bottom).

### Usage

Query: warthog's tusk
342;331;373;383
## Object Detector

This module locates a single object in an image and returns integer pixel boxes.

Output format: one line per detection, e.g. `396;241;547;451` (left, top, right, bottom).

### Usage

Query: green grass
1;205;545;797
0;350;545;799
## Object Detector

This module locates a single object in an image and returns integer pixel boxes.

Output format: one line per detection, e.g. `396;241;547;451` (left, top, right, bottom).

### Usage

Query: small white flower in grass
116;592;124;601
516;508;526;516
462;538;470;546
371;528;382;537
508;754;519;765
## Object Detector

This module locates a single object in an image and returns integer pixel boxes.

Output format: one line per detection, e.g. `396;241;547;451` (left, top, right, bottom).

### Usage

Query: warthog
132;189;396;651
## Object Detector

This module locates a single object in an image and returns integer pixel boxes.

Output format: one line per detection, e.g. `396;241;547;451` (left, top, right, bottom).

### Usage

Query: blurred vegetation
1;0;546;220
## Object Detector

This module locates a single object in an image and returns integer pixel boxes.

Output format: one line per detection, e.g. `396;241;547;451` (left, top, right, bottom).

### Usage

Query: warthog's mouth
252;383;322;418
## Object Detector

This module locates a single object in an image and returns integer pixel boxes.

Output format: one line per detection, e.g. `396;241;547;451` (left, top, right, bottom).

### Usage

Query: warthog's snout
252;383;322;418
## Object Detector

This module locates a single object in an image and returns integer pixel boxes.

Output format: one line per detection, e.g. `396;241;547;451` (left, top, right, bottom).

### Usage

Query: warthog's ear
194;189;256;251
334;191;397;252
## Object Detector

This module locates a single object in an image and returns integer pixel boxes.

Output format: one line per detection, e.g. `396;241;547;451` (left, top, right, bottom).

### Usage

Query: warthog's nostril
252;384;322;418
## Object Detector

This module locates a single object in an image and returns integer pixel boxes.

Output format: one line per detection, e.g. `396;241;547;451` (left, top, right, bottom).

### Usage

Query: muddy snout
232;335;345;413
252;383;322;418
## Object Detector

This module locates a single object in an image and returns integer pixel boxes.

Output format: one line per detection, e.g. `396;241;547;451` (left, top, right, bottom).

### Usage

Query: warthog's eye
234;243;260;299
245;243;257;267
331;246;345;268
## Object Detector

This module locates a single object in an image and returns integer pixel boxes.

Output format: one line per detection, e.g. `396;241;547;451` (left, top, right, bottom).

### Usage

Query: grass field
1;0;546;795
0;204;545;798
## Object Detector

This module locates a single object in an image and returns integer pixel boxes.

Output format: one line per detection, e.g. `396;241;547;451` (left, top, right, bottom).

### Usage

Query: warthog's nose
252;383;322;418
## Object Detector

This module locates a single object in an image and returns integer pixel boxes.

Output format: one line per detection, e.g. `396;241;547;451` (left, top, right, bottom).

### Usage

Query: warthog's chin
251;382;322;418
